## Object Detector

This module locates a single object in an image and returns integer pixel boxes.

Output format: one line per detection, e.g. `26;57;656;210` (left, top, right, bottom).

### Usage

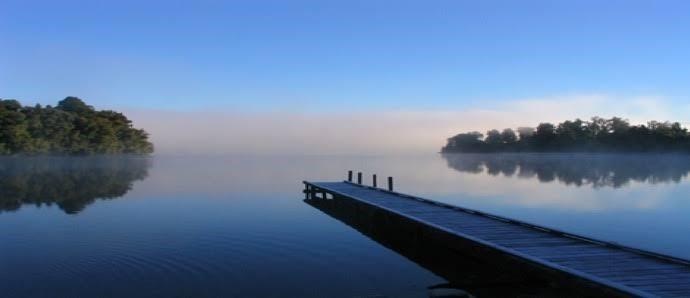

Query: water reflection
442;153;690;188
305;196;600;297
0;157;151;214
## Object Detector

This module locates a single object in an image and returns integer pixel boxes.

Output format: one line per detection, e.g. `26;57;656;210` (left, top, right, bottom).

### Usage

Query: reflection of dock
305;196;579;297
303;175;690;297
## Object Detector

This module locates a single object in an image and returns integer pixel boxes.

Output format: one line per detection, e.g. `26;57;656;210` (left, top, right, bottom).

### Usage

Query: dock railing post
348;170;353;182
387;177;393;191
357;172;362;184
373;174;377;188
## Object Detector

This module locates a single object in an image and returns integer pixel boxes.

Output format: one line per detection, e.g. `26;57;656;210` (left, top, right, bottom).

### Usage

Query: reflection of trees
0;157;151;214
442;153;690;188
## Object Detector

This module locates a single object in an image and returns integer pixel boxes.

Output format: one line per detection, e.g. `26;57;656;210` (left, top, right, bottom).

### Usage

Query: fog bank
124;94;686;155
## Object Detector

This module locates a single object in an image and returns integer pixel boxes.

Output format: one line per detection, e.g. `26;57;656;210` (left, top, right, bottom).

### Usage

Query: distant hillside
0;97;153;155
442;117;690;153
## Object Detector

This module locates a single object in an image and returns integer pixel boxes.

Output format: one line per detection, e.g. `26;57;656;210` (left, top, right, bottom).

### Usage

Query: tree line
0;97;153;155
442;117;690;153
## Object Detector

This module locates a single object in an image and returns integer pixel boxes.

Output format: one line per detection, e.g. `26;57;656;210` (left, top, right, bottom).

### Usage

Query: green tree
442;116;690;153
517;127;535;140
0;97;153;155
56;97;94;114
442;132;485;152
485;129;502;145
500;128;518;144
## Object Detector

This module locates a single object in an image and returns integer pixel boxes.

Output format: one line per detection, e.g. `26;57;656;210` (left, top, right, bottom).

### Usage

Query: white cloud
123;94;687;155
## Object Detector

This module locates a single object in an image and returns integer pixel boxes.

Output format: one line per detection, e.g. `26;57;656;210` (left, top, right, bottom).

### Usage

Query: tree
536;123;556;136
608;117;630;134
56;97;94;114
0;97;153;155
587;117;607;137
1;99;21;111
501;128;518;144
534;123;556;149
443;132;485;152
485;129;502;145
556;119;587;147
442;116;690;153
517;127;535;140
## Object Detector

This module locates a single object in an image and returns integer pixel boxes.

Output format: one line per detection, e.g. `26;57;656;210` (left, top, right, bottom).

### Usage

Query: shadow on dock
305;195;611;298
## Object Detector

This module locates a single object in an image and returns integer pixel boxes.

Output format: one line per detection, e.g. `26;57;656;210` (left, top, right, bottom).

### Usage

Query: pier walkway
303;177;690;297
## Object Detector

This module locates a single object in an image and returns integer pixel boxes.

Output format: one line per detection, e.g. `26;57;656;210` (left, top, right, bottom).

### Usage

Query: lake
1;154;689;297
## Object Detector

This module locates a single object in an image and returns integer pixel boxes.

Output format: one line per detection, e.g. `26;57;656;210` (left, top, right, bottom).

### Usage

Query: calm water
2;154;690;297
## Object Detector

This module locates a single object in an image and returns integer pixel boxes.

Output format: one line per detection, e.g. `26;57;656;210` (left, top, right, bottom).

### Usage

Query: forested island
0;97;153;155
442;117;690;153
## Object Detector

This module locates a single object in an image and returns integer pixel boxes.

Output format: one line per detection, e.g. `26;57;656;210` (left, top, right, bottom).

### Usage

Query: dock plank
305;181;690;297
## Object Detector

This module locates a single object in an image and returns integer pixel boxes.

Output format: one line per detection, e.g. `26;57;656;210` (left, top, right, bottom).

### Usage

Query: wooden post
348;170;353;182
373;174;377;188
388;176;393;191
357;172;362;184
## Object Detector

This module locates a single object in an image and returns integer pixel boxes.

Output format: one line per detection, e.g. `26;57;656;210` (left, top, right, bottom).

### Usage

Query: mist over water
125;95;681;156
2;153;690;296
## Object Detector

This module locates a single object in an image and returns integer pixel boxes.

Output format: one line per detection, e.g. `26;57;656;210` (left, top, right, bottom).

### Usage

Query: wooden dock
303;175;690;297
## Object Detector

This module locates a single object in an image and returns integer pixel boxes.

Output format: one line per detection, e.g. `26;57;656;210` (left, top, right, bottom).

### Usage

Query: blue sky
3;0;690;112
